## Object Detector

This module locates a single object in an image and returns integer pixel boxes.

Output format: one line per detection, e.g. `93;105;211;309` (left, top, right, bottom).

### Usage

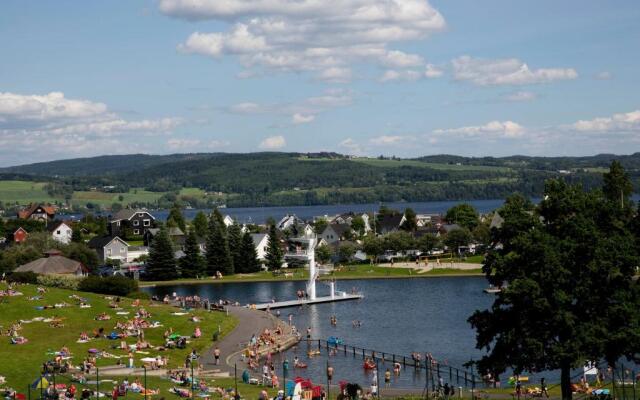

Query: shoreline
139;270;484;288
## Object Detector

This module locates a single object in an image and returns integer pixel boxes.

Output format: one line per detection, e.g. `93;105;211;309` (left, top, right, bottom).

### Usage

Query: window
56;230;61;234
143;219;150;226
138;213;144;217
107;248;112;256
120;247;125;253
133;220;139;226
133;229;139;235
116;221;120;226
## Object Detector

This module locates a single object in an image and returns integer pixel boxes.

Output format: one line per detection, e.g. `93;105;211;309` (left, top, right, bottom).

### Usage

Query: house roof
378;214;403;231
18;204;56;219
326;223;352;237
111;209;155;221
13;227;28;235
440;223;462;233
251;233;267;247
88;235;128;249
490;213;504;229
146;227;184;237
46;221;71;233
15;255;87;275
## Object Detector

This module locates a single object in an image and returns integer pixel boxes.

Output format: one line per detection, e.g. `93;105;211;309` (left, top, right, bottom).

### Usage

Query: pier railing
311;338;483;387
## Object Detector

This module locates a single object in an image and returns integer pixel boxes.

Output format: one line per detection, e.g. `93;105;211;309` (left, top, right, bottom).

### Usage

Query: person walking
541;378;549;398
213;346;221;365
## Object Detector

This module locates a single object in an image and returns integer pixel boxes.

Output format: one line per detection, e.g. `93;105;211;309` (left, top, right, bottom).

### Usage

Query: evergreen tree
205;210;234;276
146;227;178;280
167;202;186;232
227;222;243;272
0;217;6;238
240;231;261;273
180;229;205;278
71;228;82;243
192;211;209;238
264;224;283;271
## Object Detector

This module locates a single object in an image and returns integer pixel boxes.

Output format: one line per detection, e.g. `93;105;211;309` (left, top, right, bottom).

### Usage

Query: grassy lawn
0;283;236;394
140;266;483;287
0;180;57;204
71;188;164;208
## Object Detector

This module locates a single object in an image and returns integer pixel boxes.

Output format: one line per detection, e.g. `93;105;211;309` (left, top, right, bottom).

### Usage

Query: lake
143;277;511;389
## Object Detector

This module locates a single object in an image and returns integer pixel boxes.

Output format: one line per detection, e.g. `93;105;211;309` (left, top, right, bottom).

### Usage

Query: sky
0;0;639;166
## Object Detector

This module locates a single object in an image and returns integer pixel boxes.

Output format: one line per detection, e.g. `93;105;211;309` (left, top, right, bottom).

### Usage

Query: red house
17;203;56;222
13;227;28;243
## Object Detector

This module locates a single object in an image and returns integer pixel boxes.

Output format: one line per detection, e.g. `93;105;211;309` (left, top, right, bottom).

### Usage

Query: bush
127;291;151;300
37;274;81;290
7;271;39;284
78;275;138;296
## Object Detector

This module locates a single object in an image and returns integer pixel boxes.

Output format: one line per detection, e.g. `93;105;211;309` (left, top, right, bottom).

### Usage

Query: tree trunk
560;364;572;400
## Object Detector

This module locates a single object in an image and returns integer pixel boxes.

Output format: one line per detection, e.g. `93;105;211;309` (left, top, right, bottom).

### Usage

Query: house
88;235;129;263
489;212;504;230
277;214;301;230
12;227;29;243
251;233;269;260
143;227;185;246
439;223;462;236
108;209;156;237
289;222;314;237
17;204;56;222
47;221;73;244
376;214;405;235
223;215;234;227
15;250;87;276
320;223;353;244
416;214;442;227
332;212;372;233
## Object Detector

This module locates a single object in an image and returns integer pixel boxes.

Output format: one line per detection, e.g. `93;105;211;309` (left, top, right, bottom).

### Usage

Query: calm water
144;277;501;389
64;199;508;224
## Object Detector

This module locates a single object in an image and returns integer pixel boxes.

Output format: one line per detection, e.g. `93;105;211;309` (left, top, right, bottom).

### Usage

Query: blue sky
0;0;639;166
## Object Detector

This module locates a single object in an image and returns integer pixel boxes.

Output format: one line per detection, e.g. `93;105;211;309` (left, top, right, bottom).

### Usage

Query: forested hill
1;152;639;207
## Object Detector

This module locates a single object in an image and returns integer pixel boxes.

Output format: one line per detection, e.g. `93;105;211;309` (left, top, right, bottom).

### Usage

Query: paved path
199;306;298;376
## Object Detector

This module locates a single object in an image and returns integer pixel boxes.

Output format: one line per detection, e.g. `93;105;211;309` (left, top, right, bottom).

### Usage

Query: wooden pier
252;293;363;310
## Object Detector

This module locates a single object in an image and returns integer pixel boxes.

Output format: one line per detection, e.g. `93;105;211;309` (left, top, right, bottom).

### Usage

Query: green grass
71;188;164;207
0;283;236;393
296;157;510;172
0;181;57;204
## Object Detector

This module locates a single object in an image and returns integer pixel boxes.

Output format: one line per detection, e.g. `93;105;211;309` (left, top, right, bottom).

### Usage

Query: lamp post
96;368;99;400
326;360;331;400
283;360;289;394
234;363;238;397
191;359;195;400
143;366;148;400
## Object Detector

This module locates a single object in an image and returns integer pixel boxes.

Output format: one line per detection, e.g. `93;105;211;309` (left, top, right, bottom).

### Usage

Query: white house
88;236;129;263
251;233;269;260
223;215;234;227
48;221;73;244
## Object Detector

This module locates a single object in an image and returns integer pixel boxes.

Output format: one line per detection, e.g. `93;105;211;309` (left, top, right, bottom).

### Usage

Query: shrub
37;274;81;290
127;291;151;300
7;271;39;284
78;275;138;296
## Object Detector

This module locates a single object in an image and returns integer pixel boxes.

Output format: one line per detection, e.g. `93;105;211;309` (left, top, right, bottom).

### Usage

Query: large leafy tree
205;209;234;276
264;224;283;271
362;235;384;264
400;208;418;232
603;160;633;209
316;244;332;264
443;228;472;255
445;203;479;230
416;233;439;254
179;229;205;278
146;227;178;280
469;174;640;400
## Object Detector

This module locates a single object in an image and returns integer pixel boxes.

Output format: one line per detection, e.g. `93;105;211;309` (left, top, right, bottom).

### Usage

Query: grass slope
0;283;236;395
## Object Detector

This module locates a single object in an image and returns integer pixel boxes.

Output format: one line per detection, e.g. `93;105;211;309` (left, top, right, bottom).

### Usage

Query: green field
351;158;511;172
0;181;58;204
0;283;237;397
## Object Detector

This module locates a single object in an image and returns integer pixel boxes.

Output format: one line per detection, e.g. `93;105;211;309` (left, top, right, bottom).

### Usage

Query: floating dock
253;293;363;310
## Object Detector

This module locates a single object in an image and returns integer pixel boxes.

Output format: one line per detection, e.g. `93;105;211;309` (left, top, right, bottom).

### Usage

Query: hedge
78;275;138;297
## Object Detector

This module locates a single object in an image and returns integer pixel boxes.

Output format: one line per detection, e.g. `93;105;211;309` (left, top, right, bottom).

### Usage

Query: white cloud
435;120;524;138
165;0;446;82
259;135;286;149
452;56;577;86
228;102;267;114
570;110;640;133
424;63;443;78
338;138;362;154
369;135;406;145
379;69;421;82
292;113;315;124
168;138;201;149
0;91;181;166
595;71;612;80
504;91;537;102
